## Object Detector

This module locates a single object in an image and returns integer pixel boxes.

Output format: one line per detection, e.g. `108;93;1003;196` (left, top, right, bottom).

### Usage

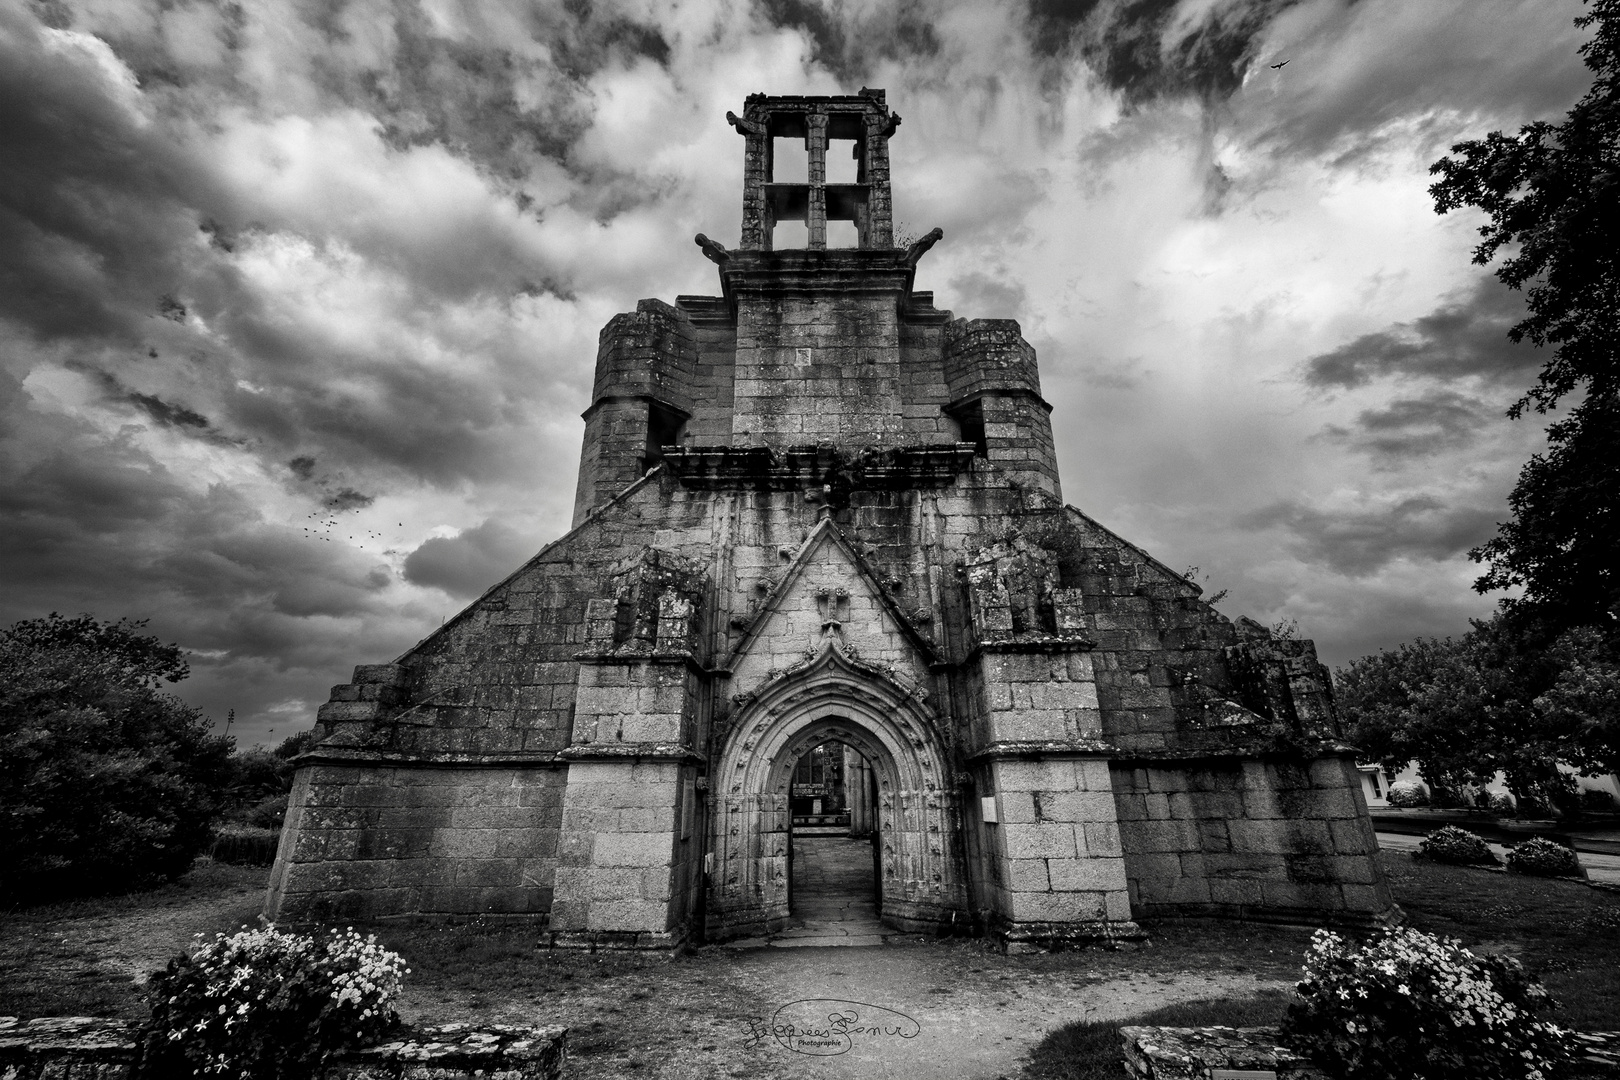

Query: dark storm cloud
1320;389;1497;460
755;0;941;82
0;10;221;344
403;519;537;599
1238;495;1500;577
323;488;375;512
1304;276;1540;391
1248;0;1595;162
1028;0;1302;104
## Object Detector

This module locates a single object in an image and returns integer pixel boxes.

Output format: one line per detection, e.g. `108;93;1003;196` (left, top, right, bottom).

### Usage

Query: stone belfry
268;91;1393;949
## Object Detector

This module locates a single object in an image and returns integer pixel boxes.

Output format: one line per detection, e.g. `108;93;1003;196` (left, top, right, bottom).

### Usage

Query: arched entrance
787;735;881;929
707;645;965;940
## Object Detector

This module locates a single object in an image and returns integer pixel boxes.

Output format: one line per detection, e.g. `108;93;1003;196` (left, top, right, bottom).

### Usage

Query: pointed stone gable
726;519;934;699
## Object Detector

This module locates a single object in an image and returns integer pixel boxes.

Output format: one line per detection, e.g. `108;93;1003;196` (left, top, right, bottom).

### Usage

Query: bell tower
729;89;899;250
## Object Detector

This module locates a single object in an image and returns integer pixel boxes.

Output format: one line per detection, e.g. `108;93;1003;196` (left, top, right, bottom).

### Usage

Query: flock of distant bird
301;508;404;544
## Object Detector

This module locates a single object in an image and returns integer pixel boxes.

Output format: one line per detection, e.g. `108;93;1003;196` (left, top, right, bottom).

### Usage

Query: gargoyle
725;111;765;137
870;112;902;139
694;233;730;265
899;226;943;268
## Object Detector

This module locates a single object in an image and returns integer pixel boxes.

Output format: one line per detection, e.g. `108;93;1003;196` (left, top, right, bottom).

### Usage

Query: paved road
1376;831;1620;886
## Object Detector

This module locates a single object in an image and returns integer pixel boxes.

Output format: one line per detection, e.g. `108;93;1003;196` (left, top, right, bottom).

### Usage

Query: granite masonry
265;90;1396;948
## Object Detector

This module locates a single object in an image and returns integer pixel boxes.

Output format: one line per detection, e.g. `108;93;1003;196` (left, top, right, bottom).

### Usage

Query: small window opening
826;139;859;184
826;219;860;248
772;218;810;250
772;138;809;183
642;402;687;472
953;401;988;456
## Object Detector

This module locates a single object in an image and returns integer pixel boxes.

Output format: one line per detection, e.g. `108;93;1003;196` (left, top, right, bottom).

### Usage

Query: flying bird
1270;59;1290;69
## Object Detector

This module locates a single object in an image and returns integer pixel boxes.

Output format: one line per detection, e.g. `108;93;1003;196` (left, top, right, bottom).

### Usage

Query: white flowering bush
140;923;408;1079
1280;927;1567;1080
1506;837;1584;877
1386;781;1429;807
1417;825;1499;866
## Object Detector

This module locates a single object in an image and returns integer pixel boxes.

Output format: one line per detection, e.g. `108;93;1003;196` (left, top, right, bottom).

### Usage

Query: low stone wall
0;1016;567;1079
1119;1025;1620;1079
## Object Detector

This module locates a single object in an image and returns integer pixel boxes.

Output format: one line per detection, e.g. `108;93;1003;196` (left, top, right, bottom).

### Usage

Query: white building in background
1357;762;1620;811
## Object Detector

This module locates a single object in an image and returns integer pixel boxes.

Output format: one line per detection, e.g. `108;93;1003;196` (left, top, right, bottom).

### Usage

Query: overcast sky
0;0;1595;748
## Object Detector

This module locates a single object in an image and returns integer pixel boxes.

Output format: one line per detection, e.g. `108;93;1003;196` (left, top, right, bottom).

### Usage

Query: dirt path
403;936;1293;1080
2;862;1300;1080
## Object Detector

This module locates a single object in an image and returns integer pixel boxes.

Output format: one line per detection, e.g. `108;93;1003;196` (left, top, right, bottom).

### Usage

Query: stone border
0;1017;567;1079
1119;1025;1620;1079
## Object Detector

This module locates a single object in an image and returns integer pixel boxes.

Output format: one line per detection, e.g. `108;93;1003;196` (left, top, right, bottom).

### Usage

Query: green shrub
244;794;290;830
1506;837;1583;878
1282;927;1567;1080
1386;781;1429;807
209;824;280;866
1488;790;1516;814
141;924;408;1079
1417;825;1499;866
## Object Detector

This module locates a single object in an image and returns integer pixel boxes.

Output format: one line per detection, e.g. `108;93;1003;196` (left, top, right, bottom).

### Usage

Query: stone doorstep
1119;1026;1620;1080
0;1017;567;1080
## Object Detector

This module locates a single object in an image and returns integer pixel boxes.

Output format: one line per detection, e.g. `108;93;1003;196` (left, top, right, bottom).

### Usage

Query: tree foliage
1337;614;1617;806
1430;0;1620;632
0;613;233;904
1430;0;1619;418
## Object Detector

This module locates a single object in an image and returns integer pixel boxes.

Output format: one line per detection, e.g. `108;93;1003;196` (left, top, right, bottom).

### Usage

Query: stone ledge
0;1016;567;1079
1119;1026;1620;1079
545;927;687;951
1120;1025;1320;1080
297;749;568;769
557;742;704;763
966;740;1115;762
991;917;1147;952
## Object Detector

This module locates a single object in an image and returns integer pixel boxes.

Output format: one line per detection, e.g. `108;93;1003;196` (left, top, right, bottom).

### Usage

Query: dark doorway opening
787;739;882;922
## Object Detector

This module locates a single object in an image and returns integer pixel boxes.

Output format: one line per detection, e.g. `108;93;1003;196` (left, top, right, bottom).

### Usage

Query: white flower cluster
1298;928;1565;1080
323;926;410;1020
160;922;408;1078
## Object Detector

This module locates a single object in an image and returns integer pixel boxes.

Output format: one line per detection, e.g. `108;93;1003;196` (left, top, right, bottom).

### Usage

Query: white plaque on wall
981;796;998;823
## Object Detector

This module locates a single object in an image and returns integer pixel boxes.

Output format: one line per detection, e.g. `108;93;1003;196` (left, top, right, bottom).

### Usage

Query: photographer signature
743;999;921;1056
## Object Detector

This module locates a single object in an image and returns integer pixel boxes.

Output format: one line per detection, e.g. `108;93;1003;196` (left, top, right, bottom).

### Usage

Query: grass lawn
1;849;1616;1079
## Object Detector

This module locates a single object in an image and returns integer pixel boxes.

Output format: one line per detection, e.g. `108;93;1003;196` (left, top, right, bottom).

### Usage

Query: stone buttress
265;90;1394;947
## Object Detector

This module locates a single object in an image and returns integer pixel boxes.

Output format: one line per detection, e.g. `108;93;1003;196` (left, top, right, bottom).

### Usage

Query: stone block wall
551;758;694;947
1111;755;1390;922
0;1017;567;1080
574;298;697;523
982;755;1136;943
675;295;736;443
972;649;1104;748
1120;1026;1620;1080
265;764;566;921
730;285;906;446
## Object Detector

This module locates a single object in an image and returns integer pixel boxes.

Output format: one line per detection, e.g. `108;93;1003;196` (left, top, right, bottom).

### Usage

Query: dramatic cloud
1304;275;1543;392
0;0;1598;744
404;519;539;599
1238;494;1502;578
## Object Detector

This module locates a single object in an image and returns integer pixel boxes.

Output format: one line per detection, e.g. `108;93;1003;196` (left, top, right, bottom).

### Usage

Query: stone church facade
266;90;1394;948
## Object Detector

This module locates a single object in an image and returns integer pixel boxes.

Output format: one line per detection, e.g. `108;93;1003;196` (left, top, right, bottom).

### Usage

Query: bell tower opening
731;89;899;251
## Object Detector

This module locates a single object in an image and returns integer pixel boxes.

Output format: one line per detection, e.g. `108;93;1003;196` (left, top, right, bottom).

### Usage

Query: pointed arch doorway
707;645;966;941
